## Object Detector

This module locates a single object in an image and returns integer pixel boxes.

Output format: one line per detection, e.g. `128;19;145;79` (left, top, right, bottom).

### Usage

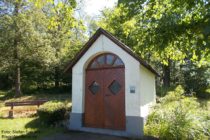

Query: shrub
145;86;210;140
159;85;184;103
37;101;69;125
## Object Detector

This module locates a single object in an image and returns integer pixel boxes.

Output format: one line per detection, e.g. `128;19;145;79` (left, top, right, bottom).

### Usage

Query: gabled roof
64;28;159;76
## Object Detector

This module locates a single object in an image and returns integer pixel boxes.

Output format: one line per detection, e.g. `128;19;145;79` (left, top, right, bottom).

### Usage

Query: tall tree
0;0;55;96
42;0;84;88
13;1;21;96
134;0;210;87
98;0;210;88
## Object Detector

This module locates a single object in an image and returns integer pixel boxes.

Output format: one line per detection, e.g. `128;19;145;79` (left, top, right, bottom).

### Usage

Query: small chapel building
65;28;159;138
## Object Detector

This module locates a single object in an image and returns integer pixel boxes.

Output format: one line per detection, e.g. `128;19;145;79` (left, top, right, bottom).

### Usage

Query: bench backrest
5;100;48;107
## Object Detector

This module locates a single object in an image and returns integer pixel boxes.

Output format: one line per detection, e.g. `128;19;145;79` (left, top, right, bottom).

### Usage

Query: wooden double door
84;68;125;130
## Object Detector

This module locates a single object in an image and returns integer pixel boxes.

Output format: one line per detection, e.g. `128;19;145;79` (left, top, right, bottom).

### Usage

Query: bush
37;101;70;125
159;85;184;103
145;85;210;140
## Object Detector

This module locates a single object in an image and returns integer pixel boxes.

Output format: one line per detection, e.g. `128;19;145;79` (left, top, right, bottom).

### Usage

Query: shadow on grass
197;98;210;110
0;90;15;101
9;118;64;140
0;87;72;104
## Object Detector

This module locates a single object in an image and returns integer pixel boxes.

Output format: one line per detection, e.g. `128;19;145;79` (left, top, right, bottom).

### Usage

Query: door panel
103;68;125;130
84;70;104;128
84;68;125;130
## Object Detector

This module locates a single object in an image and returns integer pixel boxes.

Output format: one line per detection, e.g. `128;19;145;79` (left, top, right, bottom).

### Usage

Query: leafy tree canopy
99;0;210;66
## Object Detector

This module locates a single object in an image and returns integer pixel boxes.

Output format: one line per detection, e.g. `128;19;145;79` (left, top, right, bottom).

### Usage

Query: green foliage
37;101;70;125
98;5;138;49
0;73;12;89
182;62;210;98
0;0;56;94
136;0;210;64
0;0;86;93
118;0;145;16
145;86;210;140
159;85;184;103
98;0;210;91
99;1;210;64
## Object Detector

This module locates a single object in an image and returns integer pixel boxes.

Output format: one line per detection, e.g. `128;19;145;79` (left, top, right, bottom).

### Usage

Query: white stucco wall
72;34;142;117
139;65;156;118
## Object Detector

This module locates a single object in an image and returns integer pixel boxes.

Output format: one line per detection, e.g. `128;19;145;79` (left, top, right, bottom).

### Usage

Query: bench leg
8;110;13;118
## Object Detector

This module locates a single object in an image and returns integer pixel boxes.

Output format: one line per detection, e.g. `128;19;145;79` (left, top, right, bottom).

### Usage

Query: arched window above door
87;53;124;69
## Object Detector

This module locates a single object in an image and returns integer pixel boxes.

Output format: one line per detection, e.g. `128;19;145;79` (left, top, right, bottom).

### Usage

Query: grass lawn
0;117;65;140
0;89;71;140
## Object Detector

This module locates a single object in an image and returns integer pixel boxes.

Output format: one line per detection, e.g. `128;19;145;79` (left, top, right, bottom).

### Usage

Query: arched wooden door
84;53;125;130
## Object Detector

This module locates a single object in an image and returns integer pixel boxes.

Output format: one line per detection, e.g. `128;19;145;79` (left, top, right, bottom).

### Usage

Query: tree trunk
54;23;61;89
54;48;60;88
14;29;21;96
162;60;171;88
15;63;21;96
54;66;60;88
14;1;21;96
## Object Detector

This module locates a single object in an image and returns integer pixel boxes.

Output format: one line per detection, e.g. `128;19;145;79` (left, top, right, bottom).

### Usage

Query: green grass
0;117;64;140
0;89;71;140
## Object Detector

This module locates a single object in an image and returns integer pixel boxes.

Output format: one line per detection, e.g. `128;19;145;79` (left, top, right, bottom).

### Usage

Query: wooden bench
5;100;48;118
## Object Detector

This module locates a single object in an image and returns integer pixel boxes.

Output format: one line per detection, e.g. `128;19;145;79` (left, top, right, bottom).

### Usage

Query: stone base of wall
68;112;144;138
